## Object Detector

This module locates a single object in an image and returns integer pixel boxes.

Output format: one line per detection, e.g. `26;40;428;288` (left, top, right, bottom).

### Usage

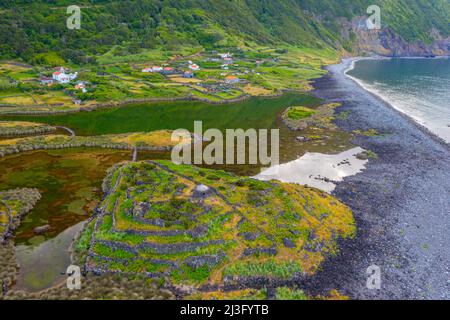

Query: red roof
53;71;61;75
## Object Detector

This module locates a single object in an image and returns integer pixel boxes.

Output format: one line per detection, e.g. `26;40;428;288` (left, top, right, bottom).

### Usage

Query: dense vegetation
0;0;448;64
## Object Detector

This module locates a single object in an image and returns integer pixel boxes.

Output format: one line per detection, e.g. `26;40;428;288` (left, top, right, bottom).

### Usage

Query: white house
189;64;200;71
142;66;163;73
218;52;233;59
53;69;78;84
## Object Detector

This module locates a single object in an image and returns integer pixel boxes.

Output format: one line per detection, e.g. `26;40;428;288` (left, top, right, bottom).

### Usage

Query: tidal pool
0;148;132;244
255;147;368;193
14;221;85;292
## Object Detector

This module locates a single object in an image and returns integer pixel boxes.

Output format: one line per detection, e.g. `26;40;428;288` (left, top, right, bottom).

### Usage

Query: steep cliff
341;17;450;57
0;0;448;61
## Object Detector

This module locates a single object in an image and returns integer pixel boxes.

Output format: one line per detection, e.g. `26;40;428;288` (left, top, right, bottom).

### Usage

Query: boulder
283;238;296;248
192;184;213;198
34;224;51;235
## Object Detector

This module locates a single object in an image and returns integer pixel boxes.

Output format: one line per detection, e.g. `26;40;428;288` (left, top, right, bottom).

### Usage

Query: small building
53;68;78;84
224;75;240;84
40;76;54;86
256;60;263;65
221;64;229;70
161;67;174;75
183;71;194;78
141;67;153;73
189;64;200;71
218;52;233;59
72;99;82;105
223;57;233;64
74;81;87;93
142;66;163;73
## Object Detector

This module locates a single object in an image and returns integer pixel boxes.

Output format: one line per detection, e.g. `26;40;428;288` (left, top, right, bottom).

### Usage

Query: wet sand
305;59;450;299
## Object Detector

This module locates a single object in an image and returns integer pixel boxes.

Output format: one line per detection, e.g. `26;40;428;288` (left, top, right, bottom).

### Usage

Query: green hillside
0;0;448;64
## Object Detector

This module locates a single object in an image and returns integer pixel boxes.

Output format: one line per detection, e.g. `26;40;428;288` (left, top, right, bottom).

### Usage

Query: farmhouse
218;52;233;59
224;75;240;84
52;68;77;84
223;57;233;64
142;66;163;73
183;71;194;78
189;64;200;71
162;67;175;75
40;76;54;86
74;81;87;93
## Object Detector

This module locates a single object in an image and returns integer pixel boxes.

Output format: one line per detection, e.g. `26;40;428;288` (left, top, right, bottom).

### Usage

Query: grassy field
0;45;336;114
80;160;355;295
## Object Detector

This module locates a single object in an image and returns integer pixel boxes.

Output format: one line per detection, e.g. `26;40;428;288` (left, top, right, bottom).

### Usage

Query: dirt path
304;59;450;300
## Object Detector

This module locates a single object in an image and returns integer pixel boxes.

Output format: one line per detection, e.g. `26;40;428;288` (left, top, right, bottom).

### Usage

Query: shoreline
342;57;449;146
304;58;450;299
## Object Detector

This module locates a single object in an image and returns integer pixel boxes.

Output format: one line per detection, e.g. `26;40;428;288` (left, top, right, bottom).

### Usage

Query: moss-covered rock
282;103;341;131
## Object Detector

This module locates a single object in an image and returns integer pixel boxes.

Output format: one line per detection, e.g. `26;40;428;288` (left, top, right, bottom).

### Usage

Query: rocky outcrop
341;17;449;57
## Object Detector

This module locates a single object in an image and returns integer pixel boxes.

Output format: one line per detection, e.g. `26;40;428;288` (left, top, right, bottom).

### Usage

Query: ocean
346;57;450;143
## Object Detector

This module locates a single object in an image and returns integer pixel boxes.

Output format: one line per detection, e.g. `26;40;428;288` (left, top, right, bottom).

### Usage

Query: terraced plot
0;188;41;241
80;160;355;292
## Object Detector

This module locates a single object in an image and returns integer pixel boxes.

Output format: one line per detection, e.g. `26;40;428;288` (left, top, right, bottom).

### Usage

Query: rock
34;224;50;234
283;238;296;248
356;151;370;160
296;136;307;142
192;184;213;198
241;232;258;241
133;202;150;217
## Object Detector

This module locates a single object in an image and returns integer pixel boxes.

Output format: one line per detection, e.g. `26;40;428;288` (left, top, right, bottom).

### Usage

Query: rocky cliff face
341;17;450;57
